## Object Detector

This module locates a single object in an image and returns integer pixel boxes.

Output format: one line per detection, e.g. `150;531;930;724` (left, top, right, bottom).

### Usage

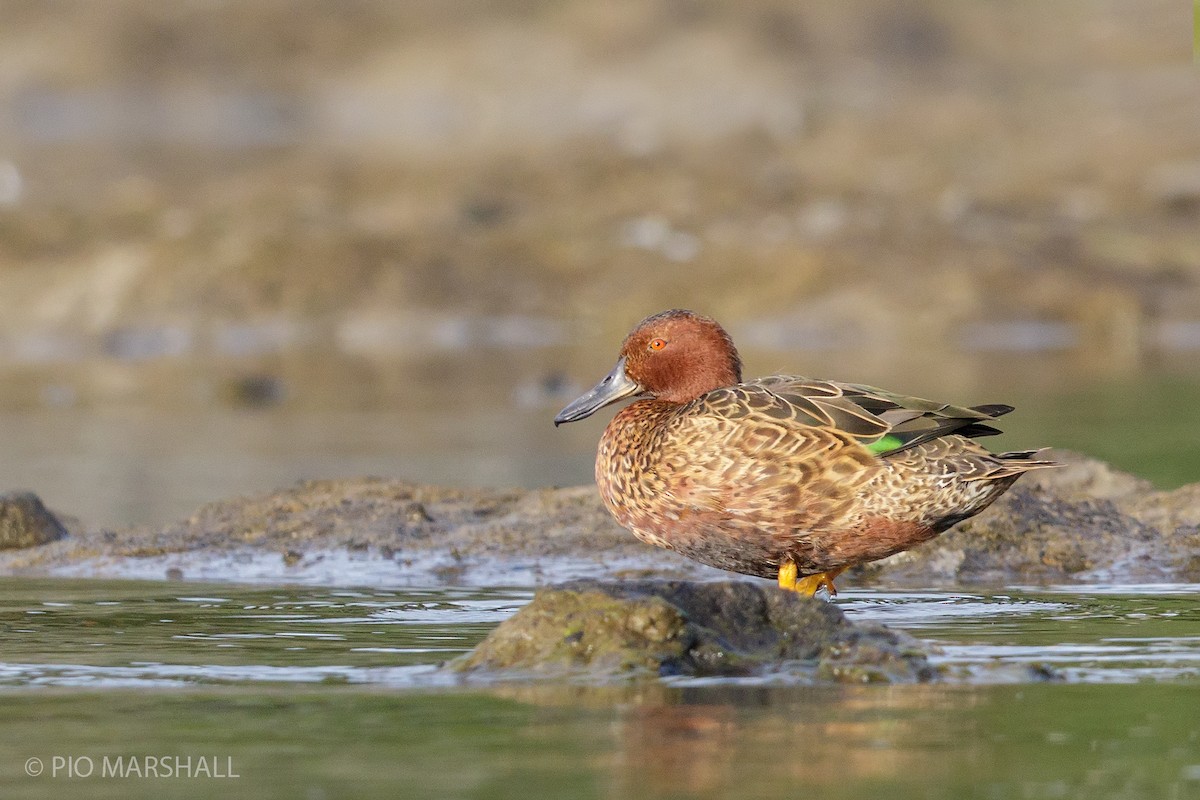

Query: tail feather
970;403;1015;418
984;448;1060;479
955;422;1004;439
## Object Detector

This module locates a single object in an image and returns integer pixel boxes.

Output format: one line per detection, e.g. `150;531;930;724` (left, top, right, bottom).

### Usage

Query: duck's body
556;309;1055;595
595;377;1043;584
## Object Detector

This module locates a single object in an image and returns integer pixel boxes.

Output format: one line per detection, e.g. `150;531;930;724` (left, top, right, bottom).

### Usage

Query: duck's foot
777;565;846;598
777;561;799;591
795;568;846;597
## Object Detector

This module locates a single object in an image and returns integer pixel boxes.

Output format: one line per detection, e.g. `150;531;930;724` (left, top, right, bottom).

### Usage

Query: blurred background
0;0;1197;528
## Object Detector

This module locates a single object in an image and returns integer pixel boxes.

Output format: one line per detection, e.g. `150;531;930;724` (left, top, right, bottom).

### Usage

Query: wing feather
741;376;1015;456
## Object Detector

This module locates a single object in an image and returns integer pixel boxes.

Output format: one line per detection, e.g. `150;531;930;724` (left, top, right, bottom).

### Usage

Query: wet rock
862;450;1193;585
1029;451;1154;503
454;580;934;683
0;492;69;549
4;450;1200;587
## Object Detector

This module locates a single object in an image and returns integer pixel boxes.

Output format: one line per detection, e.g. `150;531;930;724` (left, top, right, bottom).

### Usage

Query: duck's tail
977;447;1060;480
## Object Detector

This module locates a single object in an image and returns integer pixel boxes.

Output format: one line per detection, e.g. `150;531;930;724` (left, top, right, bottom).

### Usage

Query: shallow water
2;578;1199;799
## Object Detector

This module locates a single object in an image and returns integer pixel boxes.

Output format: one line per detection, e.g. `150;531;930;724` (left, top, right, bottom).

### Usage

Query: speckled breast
593;400;792;577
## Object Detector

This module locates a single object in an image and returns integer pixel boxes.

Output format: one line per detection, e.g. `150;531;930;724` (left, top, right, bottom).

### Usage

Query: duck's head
554;309;742;425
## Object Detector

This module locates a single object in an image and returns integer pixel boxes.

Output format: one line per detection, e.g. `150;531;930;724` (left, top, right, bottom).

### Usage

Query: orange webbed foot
779;566;847;598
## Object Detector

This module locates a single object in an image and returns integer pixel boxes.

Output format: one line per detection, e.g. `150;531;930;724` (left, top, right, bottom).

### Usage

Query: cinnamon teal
555;309;1056;596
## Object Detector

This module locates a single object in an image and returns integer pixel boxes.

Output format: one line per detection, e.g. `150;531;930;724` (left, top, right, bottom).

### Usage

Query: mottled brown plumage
555;309;1056;596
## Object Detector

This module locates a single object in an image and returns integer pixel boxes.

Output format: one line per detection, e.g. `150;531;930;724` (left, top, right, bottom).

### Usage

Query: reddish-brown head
618;309;742;403
554;309;742;425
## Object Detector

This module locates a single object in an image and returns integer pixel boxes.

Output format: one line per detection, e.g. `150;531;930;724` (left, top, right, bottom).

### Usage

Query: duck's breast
595;391;884;560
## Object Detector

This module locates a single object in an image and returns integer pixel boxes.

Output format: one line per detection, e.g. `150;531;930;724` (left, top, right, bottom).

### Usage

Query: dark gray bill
554;357;643;426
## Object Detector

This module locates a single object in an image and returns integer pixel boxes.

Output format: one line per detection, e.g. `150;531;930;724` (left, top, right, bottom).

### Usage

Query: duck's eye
648;338;667;351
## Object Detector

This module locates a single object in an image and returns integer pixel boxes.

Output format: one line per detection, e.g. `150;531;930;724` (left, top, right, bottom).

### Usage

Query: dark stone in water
453;580;935;683
0;492;69;549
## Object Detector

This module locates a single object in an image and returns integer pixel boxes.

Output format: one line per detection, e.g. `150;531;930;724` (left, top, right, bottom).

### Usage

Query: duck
554;308;1056;596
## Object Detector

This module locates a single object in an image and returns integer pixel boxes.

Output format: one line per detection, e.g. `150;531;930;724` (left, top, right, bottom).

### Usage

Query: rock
0;492;69;549
868;481;1153;583
0;477;719;585
453;580;935;683
1025;449;1154;503
863;450;1200;585
3;450;1200;587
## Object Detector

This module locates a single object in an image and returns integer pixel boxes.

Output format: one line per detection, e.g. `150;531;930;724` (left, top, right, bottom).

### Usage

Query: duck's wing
653;383;885;535
653;379;1043;537
741;376;1012;456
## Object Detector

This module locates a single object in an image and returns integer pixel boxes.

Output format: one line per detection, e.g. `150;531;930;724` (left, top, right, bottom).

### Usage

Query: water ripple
2;581;1199;688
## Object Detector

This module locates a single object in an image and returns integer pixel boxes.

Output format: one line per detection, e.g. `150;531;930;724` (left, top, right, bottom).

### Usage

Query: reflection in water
614;702;740;796
608;687;959;797
0;680;1196;800
484;682;1200;800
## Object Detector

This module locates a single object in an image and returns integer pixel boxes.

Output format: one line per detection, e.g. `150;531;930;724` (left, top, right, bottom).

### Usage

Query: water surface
2;579;1199;799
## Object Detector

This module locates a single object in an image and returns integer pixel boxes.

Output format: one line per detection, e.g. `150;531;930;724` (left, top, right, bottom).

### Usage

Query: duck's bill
554;357;643;426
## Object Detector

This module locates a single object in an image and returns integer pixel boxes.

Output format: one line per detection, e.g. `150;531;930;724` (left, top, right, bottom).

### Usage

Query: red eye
649;338;667;351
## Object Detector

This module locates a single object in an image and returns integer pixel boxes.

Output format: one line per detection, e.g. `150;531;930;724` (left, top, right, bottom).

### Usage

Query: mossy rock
0;492;69;550
453;580;934;683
